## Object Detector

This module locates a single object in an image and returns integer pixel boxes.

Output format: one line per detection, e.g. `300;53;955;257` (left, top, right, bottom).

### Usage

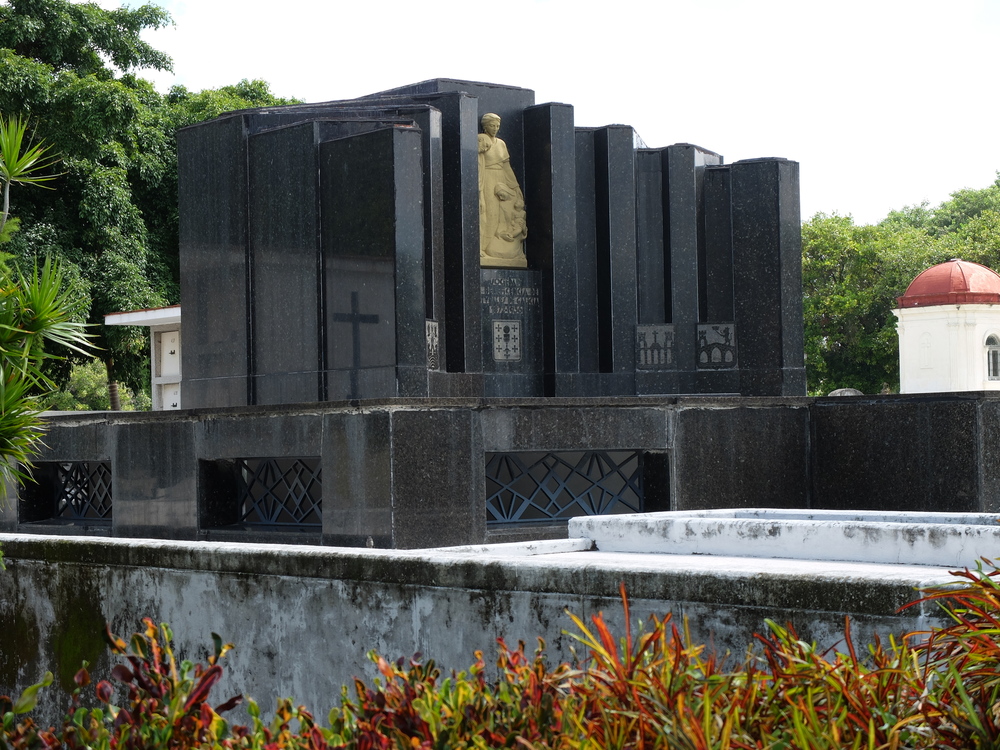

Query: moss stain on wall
48;565;107;692
0;565;40;693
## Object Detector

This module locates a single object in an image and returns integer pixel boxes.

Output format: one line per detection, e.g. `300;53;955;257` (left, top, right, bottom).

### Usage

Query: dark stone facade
11;80;835;549
8;393;1000;548
177;79;805;405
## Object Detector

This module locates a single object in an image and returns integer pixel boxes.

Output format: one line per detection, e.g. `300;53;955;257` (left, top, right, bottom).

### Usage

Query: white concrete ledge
570;509;1000;567
435;538;593;556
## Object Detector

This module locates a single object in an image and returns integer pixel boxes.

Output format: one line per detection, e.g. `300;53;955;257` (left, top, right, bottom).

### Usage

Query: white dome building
893;259;1000;393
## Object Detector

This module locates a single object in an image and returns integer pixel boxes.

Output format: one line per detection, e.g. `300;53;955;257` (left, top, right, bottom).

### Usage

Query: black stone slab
178;115;251;408
704;165;734;322
113;420;198;540
347;93;481;377
593;126;637;395
260;102;446;358
432;93;482;377
810;397;980;512
665;144;723;393
635;150;667;325
673;402;809;510
251;119;417;405
248;122;323;405
523;103;580;396
479;404;671;452
179;110;423;408
731;158;806;396
978;399;1000;512
390;408;486;548
321;127;428;399
575;128;600;378
696;164;740;394
323;411;392;547
481;269;543;397
634;149;676;395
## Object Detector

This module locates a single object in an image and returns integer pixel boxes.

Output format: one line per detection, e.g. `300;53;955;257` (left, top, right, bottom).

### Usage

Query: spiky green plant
0;258;92;494
0;114;90;499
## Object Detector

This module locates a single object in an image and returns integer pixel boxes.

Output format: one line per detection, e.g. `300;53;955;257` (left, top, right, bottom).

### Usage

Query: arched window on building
988;335;1000;380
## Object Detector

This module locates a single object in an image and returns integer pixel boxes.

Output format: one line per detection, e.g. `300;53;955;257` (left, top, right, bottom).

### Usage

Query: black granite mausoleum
4;80;829;548
178;79;805;404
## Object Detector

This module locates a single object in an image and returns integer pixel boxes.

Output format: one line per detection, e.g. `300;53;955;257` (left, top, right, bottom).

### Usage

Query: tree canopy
0;0;296;398
803;175;1000;395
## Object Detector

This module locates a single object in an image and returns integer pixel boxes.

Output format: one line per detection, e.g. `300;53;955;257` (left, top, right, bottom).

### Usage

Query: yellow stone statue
478;113;527;268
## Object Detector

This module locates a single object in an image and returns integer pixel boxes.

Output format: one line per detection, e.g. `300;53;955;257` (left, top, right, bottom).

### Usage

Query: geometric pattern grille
486;451;642;525
237;458;321;527
56;461;113;520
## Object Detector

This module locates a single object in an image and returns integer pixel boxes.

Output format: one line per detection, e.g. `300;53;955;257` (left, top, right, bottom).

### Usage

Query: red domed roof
897;259;1000;308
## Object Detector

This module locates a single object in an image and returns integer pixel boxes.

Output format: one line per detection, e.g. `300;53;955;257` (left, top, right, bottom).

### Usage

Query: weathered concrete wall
0;533;952;726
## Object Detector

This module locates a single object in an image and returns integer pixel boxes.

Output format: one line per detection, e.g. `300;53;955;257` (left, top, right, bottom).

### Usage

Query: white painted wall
104;307;181;410
893;304;1000;393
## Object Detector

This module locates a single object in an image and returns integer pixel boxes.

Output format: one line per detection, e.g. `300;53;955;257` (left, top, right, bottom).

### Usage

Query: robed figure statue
478;113;527;267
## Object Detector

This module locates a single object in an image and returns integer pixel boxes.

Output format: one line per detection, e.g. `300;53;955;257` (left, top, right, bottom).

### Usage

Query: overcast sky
116;0;1000;226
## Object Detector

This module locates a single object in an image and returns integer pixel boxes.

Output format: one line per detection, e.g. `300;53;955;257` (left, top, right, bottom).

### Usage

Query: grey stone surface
480;403;671;452
323;410;392;547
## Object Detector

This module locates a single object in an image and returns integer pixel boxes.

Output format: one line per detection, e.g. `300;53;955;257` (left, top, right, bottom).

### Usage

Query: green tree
46;358;149;411
803;174;1000;395
0;0;174;403
0;0;297;407
803;214;949;395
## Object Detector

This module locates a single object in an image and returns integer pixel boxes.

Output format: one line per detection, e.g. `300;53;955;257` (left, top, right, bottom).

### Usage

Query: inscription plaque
425;320;440;370
636;325;675;370
697;323;738;369
493;321;521;361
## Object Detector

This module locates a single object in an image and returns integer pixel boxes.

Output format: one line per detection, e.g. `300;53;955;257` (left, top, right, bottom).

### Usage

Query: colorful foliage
12;563;1000;748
